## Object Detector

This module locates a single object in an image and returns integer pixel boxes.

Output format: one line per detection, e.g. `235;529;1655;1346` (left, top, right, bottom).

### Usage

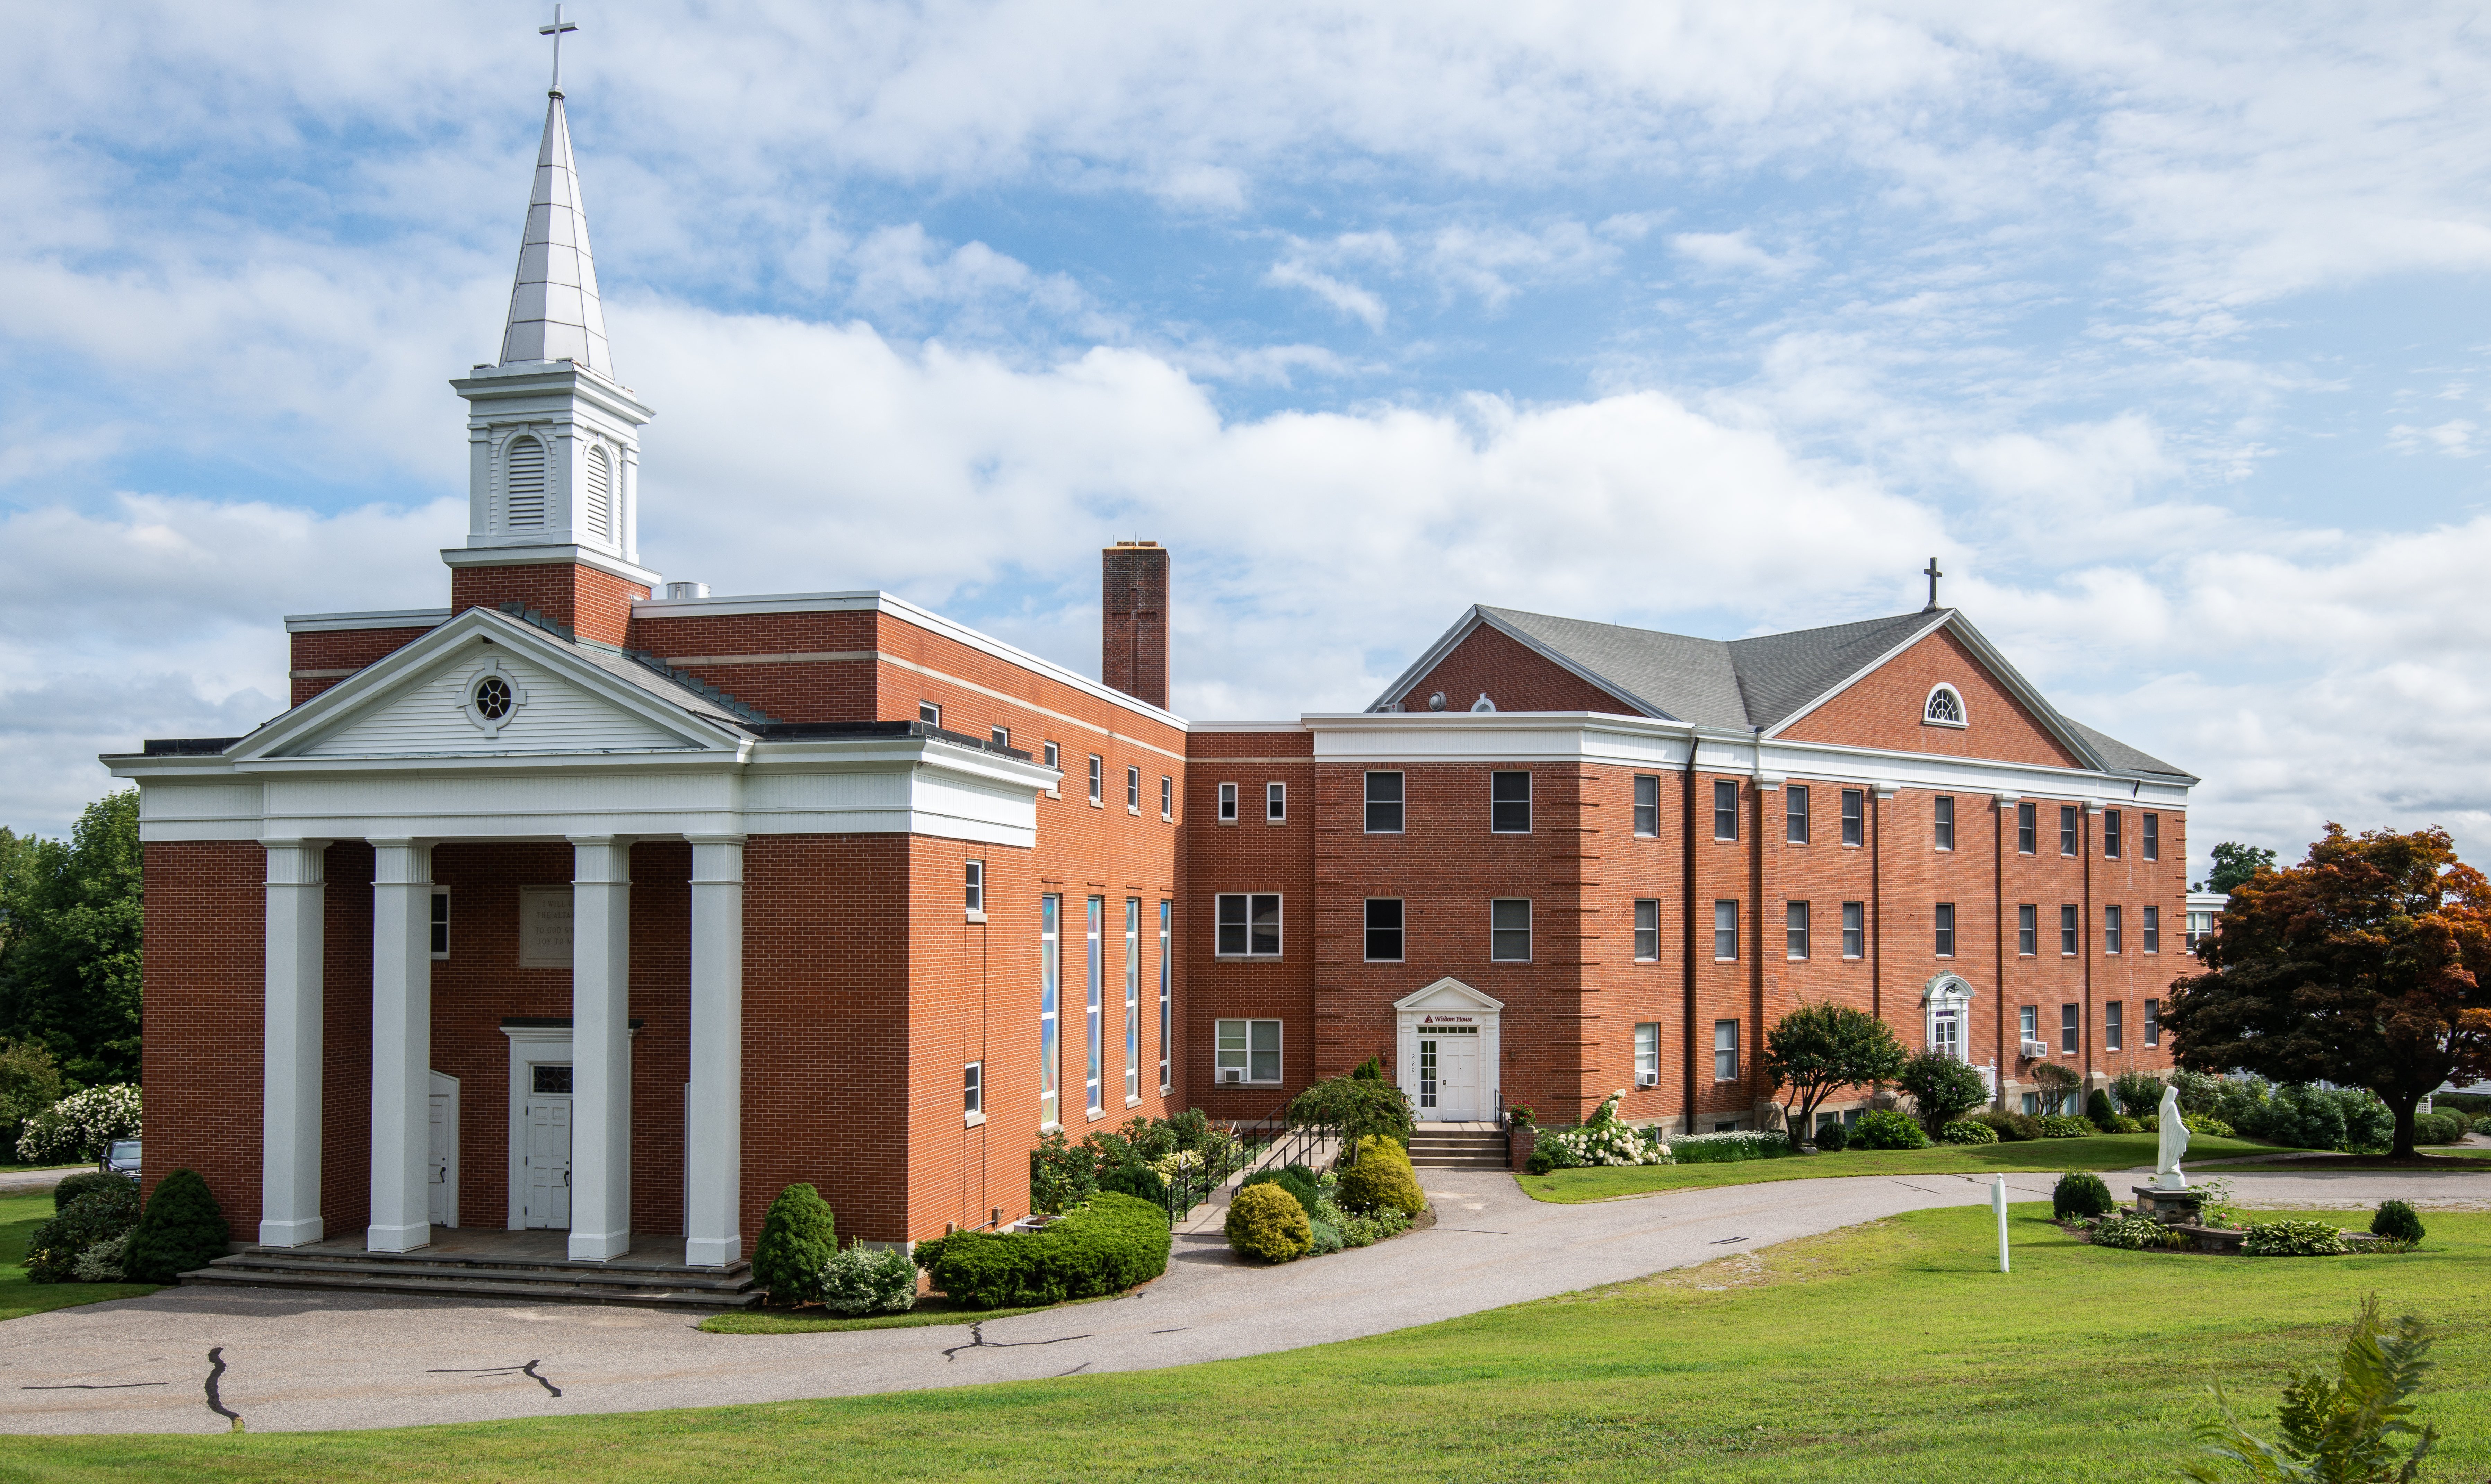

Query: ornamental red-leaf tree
2166;825;2491;1159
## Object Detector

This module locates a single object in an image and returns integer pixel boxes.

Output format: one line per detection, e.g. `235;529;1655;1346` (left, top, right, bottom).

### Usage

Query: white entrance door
427;1087;456;1228
1418;1028;1482;1120
522;1071;573;1230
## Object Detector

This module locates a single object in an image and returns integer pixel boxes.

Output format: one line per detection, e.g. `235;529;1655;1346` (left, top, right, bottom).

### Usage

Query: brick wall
449;562;649;646
290;626;435;705
1778;628;2083;768
1401;622;1637;714
139;842;265;1216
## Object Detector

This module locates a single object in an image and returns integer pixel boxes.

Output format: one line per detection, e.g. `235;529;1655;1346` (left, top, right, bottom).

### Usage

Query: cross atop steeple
1922;556;1943;612
540;5;579;98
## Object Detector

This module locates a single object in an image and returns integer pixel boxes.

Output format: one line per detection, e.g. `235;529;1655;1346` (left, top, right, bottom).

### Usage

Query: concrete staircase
183;1238;761;1311
1406;1125;1508;1170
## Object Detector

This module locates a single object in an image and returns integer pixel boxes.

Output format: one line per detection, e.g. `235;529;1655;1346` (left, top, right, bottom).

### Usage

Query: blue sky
7;2;2491;876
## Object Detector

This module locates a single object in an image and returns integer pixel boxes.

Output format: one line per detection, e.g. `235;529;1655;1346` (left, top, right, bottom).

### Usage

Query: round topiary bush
2086;1089;2120;1128
1240;1165;1320;1219
2412;1112;2466;1145
122;1169;229;1283
2474;1115;2491;1136
1812;1120;1849;1152
753;1182;838;1307
2370;1199;2426;1245
1524;1149;1556;1175
1851;1108;1930;1150
2052;1170;2114;1220
1336;1136;1426;1216
1225;1181;1312;1262
1939;1119;1998;1145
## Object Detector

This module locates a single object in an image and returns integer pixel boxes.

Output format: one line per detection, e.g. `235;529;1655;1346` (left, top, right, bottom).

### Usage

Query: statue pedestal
2132;1185;2206;1225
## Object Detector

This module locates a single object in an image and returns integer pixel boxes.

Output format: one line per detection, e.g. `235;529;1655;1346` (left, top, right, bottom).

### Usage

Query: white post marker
1992;1175;2010;1273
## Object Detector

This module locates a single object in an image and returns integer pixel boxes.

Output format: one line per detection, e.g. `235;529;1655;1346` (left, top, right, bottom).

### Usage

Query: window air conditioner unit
2019;1039;2051;1060
1219;1067;1242;1084
1635;1074;1660;1088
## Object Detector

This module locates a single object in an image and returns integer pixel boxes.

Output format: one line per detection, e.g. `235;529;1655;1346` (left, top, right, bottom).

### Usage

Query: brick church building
107;79;2194;1267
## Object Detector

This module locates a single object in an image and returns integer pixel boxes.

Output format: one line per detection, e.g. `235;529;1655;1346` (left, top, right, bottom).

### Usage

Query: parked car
102;1139;140;1176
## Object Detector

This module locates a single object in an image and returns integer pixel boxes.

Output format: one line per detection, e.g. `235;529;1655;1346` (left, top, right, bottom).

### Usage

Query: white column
569;836;633;1261
684;835;744;1268
369;840;433;1253
261;840;328;1247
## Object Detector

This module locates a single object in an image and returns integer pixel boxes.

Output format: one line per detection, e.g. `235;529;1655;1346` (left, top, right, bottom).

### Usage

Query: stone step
1409;1153;1511;1168
180;1264;761;1311
205;1252;754;1292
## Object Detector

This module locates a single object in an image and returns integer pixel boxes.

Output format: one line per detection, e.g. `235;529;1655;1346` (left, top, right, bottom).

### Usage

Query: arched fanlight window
582;445;612;540
1923;683;1966;727
504;435;546;529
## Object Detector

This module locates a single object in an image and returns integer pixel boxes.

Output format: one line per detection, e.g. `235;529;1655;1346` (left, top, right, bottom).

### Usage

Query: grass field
700;1292;1111;1335
0;1191;161;1321
1520;1130;2290;1201
1;1201;2480;1481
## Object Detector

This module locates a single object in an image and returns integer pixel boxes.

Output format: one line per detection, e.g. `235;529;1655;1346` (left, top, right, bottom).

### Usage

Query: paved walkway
0;1167;86;1195
6;1163;2488;1436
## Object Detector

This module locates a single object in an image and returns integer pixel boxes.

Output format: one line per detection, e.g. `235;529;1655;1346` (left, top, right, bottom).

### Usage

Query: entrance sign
519;886;574;967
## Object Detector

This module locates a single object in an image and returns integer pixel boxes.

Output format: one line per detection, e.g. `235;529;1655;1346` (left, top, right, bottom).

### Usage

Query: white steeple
497;91;611;374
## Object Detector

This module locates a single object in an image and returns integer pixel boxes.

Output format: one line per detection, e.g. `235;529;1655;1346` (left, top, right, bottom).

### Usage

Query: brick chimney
1102;541;1170;709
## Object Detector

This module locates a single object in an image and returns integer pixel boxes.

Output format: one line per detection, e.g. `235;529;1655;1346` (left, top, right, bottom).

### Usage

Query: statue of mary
2155;1084;2190;1189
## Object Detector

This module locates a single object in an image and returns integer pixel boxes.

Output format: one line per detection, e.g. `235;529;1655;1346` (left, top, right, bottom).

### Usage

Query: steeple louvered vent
582;445;611;540
505;435;546;529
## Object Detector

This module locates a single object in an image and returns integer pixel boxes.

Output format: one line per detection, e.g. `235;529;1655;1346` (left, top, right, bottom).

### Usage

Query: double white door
523;1094;573;1229
1419;1030;1482;1121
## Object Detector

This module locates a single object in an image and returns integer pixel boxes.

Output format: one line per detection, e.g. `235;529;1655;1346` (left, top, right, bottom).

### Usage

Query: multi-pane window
2142;904;2160;954
1841;788;1864;846
1216;1019;1282;1084
2061;1003;2080;1055
1217;781;1239;822
429;889;451;959
965;861;984;913
2060;805;2079;856
992;726;1010;749
1214;893;1283;956
1088;755;1103;804
1365;899;1405;962
1786;785;1810;844
1633;775;1660;836
1161;776;1173;820
2060;904;2079;955
1124;899;1141;1103
1039;895;1060;1127
1933;796;1955;851
1266;781;1286;822
1841;901;1864;958
1633;899;1660;960
964;1061;983;1118
1365;771;1405;833
2104;809;2123;859
1491;771;1532;833
1127;765;1141;811
1085;896;1104;1115
2104;904;2123;954
1713;900;1739;960
1714;1020;1740;1081
1490;899;1532;962
2019;1005;2038;1044
2144;997;2161;1048
1933;902;1955;958
1713;780;1739;840
2017;903;2036;956
1042;741;1060;773
919;701;941;727
2105;1000;2124;1052
2016;802;2036;854
2143;812;2160;861
1634;1023;1660;1087
1786;901;1810;959
1158;901;1173;1091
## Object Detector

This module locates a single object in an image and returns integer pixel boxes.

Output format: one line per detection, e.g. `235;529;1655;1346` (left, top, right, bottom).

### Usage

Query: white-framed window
2104;904;2123;954
1124;898;1142;1103
2142;904;2160;954
1933;795;1955;851
992;726;1010;749
1088;755;1104;806
1633;774;1660;836
1786;901;1810;960
1040;895;1060;1127
1841;901;1863;959
1127;765;1141;811
2017;801;2036;854
965;860;984;914
1713;780;1739;840
1923;683;1966;727
1490;899;1532;962
2061;903;2079;955
2017;903;2036;956
1634;1022;1660;1088
2105;1000;2124;1052
1491;771;1532;833
1161;776;1173;821
1085;896;1104;1116
2061;1003;2080;1055
1786;785;1810;845
2143;812;2160;861
2060;804;2079;856
919;701;941;727
1216;1018;1282;1084
1215;893;1282;957
1714;1020;1740;1081
964;1061;983;1118
1365;898;1404;962
2020;1005;2039;1043
429;887;452;960
2144;997;2160;1048
2104;808;2123;859
1934;902;1955;958
1158;901;1172;1092
1841;788;1864;846
1042;740;1060;771
1217;781;1238;823
1713;899;1739;961
1266;781;1286;822
1633;899;1659;961
1365;771;1405;834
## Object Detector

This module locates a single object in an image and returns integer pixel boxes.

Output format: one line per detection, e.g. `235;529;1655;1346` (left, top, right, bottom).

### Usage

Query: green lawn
0;1202;2481;1481
0;1191;161;1320
1520;1131;2291;1201
700;1293;1111;1335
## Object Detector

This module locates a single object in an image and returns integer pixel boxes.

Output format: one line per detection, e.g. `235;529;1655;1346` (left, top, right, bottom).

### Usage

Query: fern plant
2182;1294;2437;1483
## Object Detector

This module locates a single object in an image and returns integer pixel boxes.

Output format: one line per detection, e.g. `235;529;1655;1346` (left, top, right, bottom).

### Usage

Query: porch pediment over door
1394;977;1506;1014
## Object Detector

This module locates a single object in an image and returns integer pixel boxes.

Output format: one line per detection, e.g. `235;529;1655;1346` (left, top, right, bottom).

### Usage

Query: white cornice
285;608;453;634
438;544;662;588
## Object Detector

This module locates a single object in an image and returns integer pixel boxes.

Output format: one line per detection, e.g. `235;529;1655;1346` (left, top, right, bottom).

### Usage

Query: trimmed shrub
1939;1119;1998;1145
2106;1115;2143;1134
2038;1114;2097;1138
1225;1182;1312;1263
2242;1220;2350;1257
1901;1051;1991;1132
2090;1215;2169;1251
818;1242;916;1316
1850;1108;1930;1150
2182;1112;2236;1139
2086;1089;2120;1128
24;1181;141;1283
122;1168;229;1283
1240;1165;1320;1219
2474;1115;2491;1136
2370;1200;2426;1245
1336;1135;1427;1216
2108;1069;2167;1118
934;1192;1173;1307
1096;1162;1169;1207
53;1170;135;1212
1973;1108;2040;1142
2052;1170;2115;1220
1307;1218;1345;1256
73;1234;132;1282
1030;1130;1098;1215
752;1182;838;1307
2411;1112;2466;1145
1811;1120;1849;1152
1670;1131;1792;1163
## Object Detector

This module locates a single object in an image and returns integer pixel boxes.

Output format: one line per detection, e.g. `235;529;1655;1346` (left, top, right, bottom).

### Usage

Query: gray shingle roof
2062;719;2193;780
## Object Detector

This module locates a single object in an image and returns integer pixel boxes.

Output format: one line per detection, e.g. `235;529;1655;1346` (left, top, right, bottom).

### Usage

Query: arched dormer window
582;444;612;541
1922;683;1966;728
504;435;547;530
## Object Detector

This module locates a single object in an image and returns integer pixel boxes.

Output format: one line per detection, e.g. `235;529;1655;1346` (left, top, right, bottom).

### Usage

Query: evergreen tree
122;1168;229;1282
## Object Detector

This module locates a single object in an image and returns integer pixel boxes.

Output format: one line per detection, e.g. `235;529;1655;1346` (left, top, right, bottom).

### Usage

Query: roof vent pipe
664;582;708;600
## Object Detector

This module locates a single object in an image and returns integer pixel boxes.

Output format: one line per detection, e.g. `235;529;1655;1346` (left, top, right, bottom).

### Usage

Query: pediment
1394;977;1506;1014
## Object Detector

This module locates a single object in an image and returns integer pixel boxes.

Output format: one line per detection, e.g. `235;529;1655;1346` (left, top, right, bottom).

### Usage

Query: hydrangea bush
15;1084;142;1164
1533;1092;1672;1169
818;1242;917;1315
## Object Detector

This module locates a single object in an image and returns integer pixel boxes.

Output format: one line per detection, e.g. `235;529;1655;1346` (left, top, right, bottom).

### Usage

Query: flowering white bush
818;1242;917;1315
16;1084;142;1164
1535;1090;1673;1169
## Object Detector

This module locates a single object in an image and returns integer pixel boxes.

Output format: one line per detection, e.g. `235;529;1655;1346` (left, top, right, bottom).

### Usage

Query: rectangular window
1127;765;1141;811
1634;899;1660;961
1933;796;1955;851
1633;775;1660;836
2017;903;2036;956
1088;755;1103;805
2144;997;2160;1048
992;726;1010;750
1841;788;1864;847
1365;898;1405;962
1217;782;1238;822
1266;781;1286;822
1490;899;1532;962
1713;779;1739;840
1491;771;1532;833
1934;902;1955;958
964;1061;983;1118
2061;1003;2080;1055
1124;899;1141;1103
1158;901;1172;1091
1216;1018;1283;1084
2143;812;2160;861
1214;893;1283;957
919;701;940;727
1042;740;1060;774
1634;1023;1660;1087
2020;1005;2038;1043
2104;904;2123;955
1365;771;1405;833
1161;776;1173;820
1786;785;1810;844
1085;897;1103;1116
965;861;984;914
1841;901;1863;958
1786;901;1810;960
1713;899;1739;961
2104;809;2122;859
1040;895;1060;1127
1714;1020;1740;1082
2060;804;2079;856
2060;904;2079;955
2016;801;2035;854
2142;904;2160;954
429;888;451;960
2105;1000;2124;1053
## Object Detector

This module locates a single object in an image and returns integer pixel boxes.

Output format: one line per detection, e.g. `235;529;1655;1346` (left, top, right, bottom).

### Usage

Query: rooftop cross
1922;556;1943;612
539;4;579;97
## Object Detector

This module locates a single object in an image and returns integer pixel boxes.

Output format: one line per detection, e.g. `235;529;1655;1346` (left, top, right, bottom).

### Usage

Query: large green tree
0;792;143;1086
1763;1002;1908;1145
2199;841;2278;895
2166;825;2491;1158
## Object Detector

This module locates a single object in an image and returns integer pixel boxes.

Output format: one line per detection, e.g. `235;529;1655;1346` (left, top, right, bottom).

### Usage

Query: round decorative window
474;675;514;720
